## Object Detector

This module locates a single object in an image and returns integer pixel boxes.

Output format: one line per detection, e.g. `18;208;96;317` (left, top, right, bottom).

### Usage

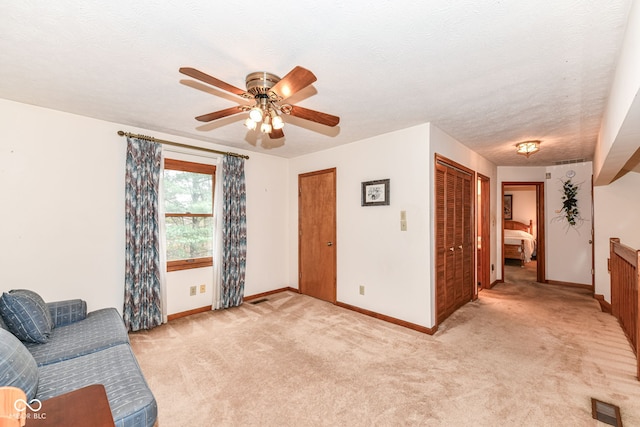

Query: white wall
594;0;640;185
288;124;432;327
594;171;640;301
545;163;593;285
287;123;496;329
0;99;289;313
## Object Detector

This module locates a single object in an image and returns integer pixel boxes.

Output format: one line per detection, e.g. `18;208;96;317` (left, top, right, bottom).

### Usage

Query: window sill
167;258;213;272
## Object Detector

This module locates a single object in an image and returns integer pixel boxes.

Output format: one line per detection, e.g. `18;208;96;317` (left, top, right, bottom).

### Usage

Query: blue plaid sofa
0;289;157;427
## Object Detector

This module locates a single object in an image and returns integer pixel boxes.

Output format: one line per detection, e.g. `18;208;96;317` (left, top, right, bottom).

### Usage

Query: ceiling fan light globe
249;108;263;122
244;118;257;130
261;123;272;133
272;115;284;130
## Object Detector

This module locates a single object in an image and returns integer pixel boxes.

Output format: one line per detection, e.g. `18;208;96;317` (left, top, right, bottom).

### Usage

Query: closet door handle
449;247;454;252
458;245;463;249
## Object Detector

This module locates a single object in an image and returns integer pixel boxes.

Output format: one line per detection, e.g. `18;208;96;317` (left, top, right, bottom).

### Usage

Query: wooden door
298;168;337;303
435;163;448;321
461;172;473;302
446;170;464;314
435;157;474;325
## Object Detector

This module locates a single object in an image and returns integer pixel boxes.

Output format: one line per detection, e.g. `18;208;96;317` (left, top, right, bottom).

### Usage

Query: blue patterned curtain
221;155;247;308
124;137;163;331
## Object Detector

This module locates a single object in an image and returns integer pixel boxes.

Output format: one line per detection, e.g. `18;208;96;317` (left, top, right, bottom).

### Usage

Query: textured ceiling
0;1;632;164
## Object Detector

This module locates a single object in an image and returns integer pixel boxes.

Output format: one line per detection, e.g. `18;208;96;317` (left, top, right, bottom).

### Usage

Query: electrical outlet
200;284;206;293
359;285;365;295
189;286;196;296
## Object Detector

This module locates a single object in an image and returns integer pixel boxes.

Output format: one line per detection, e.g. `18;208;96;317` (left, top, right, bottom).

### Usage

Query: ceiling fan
179;66;340;139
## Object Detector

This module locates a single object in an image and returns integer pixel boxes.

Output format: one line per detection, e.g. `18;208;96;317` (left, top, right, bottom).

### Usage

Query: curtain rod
117;131;249;159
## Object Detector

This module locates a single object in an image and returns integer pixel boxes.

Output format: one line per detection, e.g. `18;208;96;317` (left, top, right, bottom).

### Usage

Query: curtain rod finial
117;130;125;136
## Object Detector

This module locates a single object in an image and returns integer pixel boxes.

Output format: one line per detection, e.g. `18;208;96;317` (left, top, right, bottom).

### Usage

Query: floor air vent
591;398;622;426
250;298;269;305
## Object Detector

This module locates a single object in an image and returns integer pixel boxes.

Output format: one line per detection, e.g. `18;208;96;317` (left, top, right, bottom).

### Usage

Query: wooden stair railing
609;237;640;380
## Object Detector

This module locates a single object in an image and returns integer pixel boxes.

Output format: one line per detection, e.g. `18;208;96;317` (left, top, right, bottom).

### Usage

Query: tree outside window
164;159;215;271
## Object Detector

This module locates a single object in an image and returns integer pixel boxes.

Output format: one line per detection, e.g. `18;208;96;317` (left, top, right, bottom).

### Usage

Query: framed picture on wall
361;179;390;206
504;194;513;220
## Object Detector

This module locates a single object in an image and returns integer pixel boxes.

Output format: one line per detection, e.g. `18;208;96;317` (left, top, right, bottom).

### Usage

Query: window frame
164;158;216;272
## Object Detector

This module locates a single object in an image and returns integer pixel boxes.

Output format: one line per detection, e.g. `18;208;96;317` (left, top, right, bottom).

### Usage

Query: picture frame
362;179;390;206
503;194;513;220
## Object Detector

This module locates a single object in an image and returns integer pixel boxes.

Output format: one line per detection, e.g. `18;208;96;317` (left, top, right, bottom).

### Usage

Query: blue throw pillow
11;290;55;331
0;328;39;400
0;290;53;343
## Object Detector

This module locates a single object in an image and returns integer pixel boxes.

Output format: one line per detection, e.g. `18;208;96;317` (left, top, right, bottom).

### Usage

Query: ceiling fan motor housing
245;71;281;97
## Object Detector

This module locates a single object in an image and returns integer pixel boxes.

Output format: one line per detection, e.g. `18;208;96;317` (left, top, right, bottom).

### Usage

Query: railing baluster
610;237;640;380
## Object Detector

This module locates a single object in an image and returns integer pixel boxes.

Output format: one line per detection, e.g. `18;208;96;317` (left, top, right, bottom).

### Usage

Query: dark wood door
461;171;473;303
435;163;447;320
435;158;474;324
298;168;337;303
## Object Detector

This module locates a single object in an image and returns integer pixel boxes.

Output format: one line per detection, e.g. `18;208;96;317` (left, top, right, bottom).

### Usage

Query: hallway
504;259;537;284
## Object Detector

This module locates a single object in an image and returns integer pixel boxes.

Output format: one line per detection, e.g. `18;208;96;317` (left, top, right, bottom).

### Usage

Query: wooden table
25;384;114;427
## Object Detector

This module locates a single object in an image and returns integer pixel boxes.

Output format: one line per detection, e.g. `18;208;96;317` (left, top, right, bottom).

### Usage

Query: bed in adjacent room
504;219;536;267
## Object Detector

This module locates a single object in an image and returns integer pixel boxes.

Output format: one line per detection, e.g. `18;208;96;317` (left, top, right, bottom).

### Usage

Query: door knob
588;240;593;244
449;247;454;251
458;245;463;249
327;242;333;246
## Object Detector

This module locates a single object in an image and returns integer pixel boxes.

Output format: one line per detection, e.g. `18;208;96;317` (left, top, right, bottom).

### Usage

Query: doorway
298;168;337;303
502;182;545;284
477;174;490;290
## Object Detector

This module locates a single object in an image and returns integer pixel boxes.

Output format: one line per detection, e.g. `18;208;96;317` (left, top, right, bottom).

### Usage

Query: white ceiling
0;1;633;164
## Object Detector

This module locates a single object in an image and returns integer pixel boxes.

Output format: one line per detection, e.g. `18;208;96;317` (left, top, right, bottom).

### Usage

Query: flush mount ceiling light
516;140;541;158
179;66;339;140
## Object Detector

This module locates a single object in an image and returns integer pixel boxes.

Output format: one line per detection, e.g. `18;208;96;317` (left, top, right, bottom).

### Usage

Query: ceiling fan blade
269;128;284;139
271;66;317;100
179;67;247;97
195;106;243;122
287;105;340;127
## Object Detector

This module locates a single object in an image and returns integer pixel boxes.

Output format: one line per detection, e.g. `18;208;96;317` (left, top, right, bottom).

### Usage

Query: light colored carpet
504;259;537;284
130;279;640;426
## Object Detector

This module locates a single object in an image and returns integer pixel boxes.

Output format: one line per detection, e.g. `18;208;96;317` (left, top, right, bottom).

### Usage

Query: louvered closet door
435;163;447;323
461;171;473;303
435;159;474;325
453;170;464;305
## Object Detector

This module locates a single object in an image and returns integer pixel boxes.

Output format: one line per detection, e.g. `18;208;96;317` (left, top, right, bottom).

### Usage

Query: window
164;158;216;272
